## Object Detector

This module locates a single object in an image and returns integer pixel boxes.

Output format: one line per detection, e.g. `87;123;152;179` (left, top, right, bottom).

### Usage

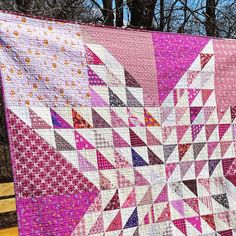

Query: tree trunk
115;0;123;27
160;0;164;31
178;0;188;33
102;0;114;26
144;0;157;29
16;0;34;13
206;0;218;36
128;0;144;27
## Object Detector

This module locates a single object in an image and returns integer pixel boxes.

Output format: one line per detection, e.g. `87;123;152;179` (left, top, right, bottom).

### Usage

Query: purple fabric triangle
50;108;72;129
78;152;97;172
74;131;95;150
171;200;185;217
186;216;202;233
88;66;107;86
152;33;209;104
90;87;108;107
18;193;97;235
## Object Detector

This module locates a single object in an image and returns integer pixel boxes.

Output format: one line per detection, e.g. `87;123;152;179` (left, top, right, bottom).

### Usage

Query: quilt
0;11;236;236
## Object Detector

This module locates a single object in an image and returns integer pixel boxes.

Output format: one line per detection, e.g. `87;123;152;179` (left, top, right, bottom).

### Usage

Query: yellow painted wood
0;198;16;213
0;227;18;236
0;183;14;197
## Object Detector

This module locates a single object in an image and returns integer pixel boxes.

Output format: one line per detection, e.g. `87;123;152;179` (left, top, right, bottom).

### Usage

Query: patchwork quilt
0;11;236;236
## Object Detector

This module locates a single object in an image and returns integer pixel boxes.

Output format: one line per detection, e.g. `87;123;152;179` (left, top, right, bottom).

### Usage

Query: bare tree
145;0;158;29
101;0;114;25
0;0;101;22
205;0;218;36
1;0;236;38
127;0;144;27
217;1;236;38
159;0;164;30
115;0;123;27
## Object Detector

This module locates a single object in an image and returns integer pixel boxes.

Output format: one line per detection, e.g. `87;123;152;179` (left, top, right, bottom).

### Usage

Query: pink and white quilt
0;11;236;236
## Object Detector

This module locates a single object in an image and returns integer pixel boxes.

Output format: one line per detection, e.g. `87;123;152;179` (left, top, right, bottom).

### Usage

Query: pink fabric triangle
139;187;152;205
205;124;217;140
176;125;189;143
204;107;215;122
184;198;199;215
99;172;112;190
97;150;115;170
162;126;175;143
198;178;211;194
207;141;219;158
104;189;120;211
134;169;149;186
74;131;95;150
85;46;104;65
117;171;132;188
186;216;202;233
200;53;213;69
157;203;170;222
217;212;231;225
90;87;108;107
190;107;202;123
106;211;122;232
112;129;129;147
130;129;146;147
114;150;131;168
143;206;154;224
187;71;199;86
202;89;213;105
175;107;188;124
146;128;161;145
122;188;136;208
144;211;150;225
160;107;173;123
29;109;51;129
174;89;186;105
180;161;193;178
154;184;168;203
218;108;228;123
195;160;207;177
220;141;232;157
165;163;177;179
89;214;104;234
110;109;127;127
87;194;102;213
219;124;230;140
191;124;204;141
173;219;187;235
188;89;200;105
173;89;178;106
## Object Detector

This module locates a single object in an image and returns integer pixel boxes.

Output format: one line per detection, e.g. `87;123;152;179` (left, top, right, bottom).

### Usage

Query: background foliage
0;0;235;38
